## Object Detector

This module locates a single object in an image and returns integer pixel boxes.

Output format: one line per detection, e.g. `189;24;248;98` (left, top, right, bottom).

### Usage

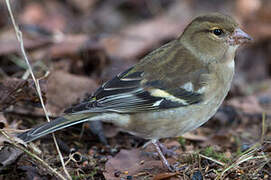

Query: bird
17;13;252;171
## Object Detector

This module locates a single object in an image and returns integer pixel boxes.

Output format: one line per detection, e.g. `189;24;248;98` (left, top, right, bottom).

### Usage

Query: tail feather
17;113;95;143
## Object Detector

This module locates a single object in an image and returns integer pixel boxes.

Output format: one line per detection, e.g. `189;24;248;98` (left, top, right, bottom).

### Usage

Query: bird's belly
124;102;218;139
127;110;196;139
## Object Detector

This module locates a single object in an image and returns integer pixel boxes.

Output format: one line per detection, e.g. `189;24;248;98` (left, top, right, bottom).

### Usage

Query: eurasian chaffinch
18;13;252;171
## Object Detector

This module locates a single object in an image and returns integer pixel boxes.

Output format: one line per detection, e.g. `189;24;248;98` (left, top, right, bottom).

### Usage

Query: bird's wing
64;41;209;114
64;67;204;114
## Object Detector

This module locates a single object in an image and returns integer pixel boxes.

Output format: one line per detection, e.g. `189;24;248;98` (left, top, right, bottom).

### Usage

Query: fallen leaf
153;172;177;180
48;34;89;58
228;96;264;114
101;16;185;60
0;145;23;170
0;37;51;56
182;132;208;142
46;70;98;115
104;149;176;180
0;78;47;111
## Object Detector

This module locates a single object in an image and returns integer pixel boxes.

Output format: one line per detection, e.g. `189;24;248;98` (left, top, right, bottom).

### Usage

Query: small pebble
69;148;76;154
114;170;121;177
241;143;251;152
110;147;119;155
0;122;5;129
99;156;108;163
82;161;88;167
258;96;271;105
192;170;203;180
206;172;216;179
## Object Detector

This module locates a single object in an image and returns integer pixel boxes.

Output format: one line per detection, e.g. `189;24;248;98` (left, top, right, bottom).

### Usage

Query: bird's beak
229;28;253;45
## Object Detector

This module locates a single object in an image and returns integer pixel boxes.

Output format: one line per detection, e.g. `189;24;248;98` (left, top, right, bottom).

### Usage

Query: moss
178;136;186;147
72;167;99;180
201;146;230;163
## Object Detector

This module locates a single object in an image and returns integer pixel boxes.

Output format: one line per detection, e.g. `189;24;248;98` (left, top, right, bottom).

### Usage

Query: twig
1;128;29;133
4;1;71;179
261;112;266;144
199;154;225;166
0;129;66;180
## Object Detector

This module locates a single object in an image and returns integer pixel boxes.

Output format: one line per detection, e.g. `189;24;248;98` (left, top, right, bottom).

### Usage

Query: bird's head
180;13;252;63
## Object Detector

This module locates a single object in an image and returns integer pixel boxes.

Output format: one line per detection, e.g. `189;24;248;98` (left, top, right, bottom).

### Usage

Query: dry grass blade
199;154;225;166
261;112;266;144
215;143;266;180
4;0;71;179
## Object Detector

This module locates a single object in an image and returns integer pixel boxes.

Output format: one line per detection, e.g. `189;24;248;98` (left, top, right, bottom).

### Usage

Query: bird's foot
151;139;178;172
158;142;177;158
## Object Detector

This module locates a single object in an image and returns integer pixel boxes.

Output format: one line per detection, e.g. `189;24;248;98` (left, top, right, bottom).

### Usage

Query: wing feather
63;40;209;115
64;67;203;114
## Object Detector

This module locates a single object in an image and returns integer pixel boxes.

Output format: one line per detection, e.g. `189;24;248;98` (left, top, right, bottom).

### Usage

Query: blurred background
0;0;271;179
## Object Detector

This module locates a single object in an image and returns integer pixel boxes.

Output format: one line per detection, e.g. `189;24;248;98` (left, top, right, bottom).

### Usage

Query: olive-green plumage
17;13;252;171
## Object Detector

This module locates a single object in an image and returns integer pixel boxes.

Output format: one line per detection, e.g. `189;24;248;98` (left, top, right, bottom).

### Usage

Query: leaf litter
0;0;271;179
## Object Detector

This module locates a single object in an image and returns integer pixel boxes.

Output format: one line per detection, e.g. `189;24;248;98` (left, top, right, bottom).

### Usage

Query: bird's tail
17;113;96;143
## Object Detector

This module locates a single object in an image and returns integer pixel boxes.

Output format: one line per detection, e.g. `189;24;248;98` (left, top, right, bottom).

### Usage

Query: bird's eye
212;29;223;36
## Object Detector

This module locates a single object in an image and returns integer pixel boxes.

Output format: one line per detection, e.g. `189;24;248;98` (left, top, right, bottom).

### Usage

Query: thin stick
0;130;66;180
261;112;266;144
199;154;225;166
4;1;71;179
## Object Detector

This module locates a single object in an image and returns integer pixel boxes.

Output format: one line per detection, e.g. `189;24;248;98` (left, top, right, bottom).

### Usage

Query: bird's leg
87;121;108;145
151;139;175;172
158;142;177;158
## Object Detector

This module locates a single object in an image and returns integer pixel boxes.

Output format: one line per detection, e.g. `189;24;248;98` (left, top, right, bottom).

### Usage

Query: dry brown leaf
228;96;264;114
67;0;97;12
19;2;46;25
19;1;67;32
153;172;177;180
182;132;208;142
0;78;47;111
49;34;89;58
236;0;261;19
46;70;98;115
0;146;23;170
101;16;185;59
104;149;176;179
0;38;51;56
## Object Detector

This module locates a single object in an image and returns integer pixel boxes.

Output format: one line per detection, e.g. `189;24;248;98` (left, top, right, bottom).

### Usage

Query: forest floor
0;0;271;179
